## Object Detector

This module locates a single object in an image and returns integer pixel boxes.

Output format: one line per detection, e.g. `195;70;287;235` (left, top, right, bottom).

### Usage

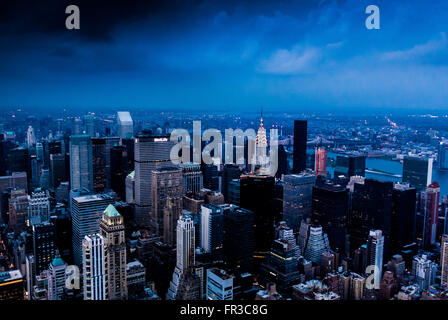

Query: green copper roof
51;255;65;267
104;204;121;217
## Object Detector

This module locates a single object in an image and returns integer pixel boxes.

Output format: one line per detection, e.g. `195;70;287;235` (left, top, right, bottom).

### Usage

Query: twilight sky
1;0;448;112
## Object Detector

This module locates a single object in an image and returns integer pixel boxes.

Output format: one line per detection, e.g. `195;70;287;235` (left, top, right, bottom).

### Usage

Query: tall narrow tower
440;235;448;288
166;213;196;300
293;120;307;174
82;234;107;300
366;229;384;289
100;204;127;300
255;109;268;167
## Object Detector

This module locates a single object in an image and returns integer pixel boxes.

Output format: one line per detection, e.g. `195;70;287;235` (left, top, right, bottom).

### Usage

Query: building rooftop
51;255;66;267
208;268;233;281
0;270;23;283
73;193;114;203
117;111;133;125
104;204;121;217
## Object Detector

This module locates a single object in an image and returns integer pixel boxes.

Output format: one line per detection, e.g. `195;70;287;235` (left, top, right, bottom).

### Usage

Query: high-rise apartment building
440;235;448;288
200;204;224;258
421;182;440;249
314;147;327;177
167;213;196;300
82;234;107;300
366;230;384;289
47;256;67;300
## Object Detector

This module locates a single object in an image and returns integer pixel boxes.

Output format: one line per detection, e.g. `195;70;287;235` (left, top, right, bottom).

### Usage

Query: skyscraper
402;156;433;191
366;230;384;289
50;153;66;190
440;235;448;288
151;166;183;245
222;204;254;275
200;204;224;258
421;182;440;249
32;222;56;275
260;225;301;293
304;225;330;265
47;255;67;300
110;145;128;201
69;135;93;192
312;182;348;252
104;136;120;189
91;137;107;193
222;164;241;202
439;141;448;170
293;120;307;174
391;183;416;255
240;174;276;261
28;189;50;225
276;145;288;179
202;164;219;191
314;147;327;177
117;111;134;139
134;133;174;227
84;114;95;137
82;234;107;300
27;126;36;148
167;213;196;300
282;172;315;233
71;193;115;265
334;154;366;179
100;205;127;300
180;162;203;195
349;179;393;259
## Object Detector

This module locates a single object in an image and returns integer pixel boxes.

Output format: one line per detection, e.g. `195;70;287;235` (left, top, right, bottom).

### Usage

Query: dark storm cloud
1;0;448;111
0;0;201;41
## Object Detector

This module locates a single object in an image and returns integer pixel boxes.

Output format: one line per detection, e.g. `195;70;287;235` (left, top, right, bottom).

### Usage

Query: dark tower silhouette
293;120;307;174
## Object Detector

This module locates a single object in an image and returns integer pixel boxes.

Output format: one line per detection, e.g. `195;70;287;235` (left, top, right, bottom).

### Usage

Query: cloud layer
1;0;448;112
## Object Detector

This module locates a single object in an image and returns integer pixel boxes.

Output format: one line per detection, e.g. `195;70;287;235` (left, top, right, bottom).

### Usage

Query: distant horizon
1;105;448;117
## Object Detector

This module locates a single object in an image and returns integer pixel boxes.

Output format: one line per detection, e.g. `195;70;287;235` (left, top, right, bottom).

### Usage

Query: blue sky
1;0;448;112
